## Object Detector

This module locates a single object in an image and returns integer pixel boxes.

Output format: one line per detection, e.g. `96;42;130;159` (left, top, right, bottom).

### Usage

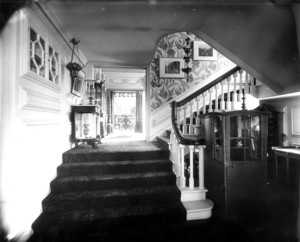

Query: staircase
28;142;187;242
155;66;259;221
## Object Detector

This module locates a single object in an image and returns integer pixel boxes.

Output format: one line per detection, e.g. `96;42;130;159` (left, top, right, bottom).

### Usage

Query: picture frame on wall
159;58;185;78
193;40;217;61
71;70;85;97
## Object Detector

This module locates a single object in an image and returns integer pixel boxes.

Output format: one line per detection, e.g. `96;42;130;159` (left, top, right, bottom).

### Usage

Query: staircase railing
169;66;257;191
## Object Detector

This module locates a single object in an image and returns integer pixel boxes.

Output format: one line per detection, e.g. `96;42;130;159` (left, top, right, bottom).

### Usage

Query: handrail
171;101;205;145
171;66;241;146
177;66;241;107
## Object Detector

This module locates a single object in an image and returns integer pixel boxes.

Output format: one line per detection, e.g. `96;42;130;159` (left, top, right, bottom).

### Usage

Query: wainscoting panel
291;107;300;136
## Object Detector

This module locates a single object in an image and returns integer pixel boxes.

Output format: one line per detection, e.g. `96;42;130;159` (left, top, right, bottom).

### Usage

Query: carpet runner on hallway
27;141;186;242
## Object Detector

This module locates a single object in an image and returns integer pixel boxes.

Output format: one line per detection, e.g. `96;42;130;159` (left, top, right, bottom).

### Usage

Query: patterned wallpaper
150;32;234;111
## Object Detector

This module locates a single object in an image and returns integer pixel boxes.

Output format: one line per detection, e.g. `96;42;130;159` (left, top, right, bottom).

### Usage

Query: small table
272;146;300;182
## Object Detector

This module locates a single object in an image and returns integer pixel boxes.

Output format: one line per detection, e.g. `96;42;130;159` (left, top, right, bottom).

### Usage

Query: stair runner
28;141;186;242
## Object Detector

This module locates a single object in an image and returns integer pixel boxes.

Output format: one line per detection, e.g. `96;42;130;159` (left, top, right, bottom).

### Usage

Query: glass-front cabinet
202;110;268;219
202;110;268;165
228;113;263;162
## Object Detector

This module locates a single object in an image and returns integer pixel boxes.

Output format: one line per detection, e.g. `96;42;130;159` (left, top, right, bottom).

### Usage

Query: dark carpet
26;141;300;242
27;141;188;242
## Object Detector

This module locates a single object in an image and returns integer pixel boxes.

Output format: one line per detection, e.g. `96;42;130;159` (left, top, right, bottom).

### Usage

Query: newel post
180;144;186;188
196;145;206;190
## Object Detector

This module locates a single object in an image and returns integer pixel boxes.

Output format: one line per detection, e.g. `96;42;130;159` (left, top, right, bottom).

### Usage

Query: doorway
101;68;146;143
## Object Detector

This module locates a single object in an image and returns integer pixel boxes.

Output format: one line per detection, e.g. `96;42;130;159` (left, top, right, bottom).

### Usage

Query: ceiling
1;0;300;94
38;0;296;68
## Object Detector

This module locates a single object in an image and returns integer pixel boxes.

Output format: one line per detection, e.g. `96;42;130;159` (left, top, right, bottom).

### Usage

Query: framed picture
159;58;185;78
93;66;102;81
193;40;217;61
71;70;85;97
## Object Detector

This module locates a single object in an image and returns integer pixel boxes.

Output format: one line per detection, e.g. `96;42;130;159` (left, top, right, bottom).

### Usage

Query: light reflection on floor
102;130;145;143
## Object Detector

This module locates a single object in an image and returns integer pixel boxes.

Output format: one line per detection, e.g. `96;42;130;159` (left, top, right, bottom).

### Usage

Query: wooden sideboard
272;146;300;182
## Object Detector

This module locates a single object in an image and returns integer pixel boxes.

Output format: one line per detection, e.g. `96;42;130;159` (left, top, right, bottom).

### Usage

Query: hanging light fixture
66;38;83;78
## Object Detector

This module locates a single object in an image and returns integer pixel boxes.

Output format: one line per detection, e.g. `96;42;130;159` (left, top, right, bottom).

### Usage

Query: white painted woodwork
189;101;193;134
238;69;243;101
232;72;237;110
189;146;195;189
197;146;205;190
180;145;186;189
208;89;213;113
214;83;219;112
226;77;231;111
220;80;225;110
0;8;81;239
251;75;255;94
245;72;249;94
202;92;206;114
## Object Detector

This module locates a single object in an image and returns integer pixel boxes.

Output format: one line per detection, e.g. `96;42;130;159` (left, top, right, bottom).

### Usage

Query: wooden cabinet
71;105;101;146
202;110;268;164
201;110;268;219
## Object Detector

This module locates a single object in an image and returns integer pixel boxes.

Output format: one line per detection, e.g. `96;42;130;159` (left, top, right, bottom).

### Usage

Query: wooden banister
177;66;241;107
171;66;242;146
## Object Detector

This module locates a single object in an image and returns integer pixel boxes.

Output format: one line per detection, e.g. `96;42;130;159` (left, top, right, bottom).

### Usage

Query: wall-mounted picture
193;40;217;61
71;70;85;97
159;58;185;78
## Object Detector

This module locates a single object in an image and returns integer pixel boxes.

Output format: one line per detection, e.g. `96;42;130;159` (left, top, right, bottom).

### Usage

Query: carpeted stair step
32;202;187;236
62;142;169;163
156;136;170;150
57;159;172;177
28;142;187;242
50;171;176;194
42;185;181;213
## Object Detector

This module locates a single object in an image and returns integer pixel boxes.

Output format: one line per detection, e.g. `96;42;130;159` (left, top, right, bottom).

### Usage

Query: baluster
183;104;187;135
189;101;194;134
197;145;205;190
245;72;249;94
208;88;213;113
180;144;186;189
226;76;231;111
238;69;243;101
189;145;195;189
220;80;225;111
250;75;255;94
232;72;237;110
196;96;200;115
202;92;206;114
195;96;201;135
214;83;219;112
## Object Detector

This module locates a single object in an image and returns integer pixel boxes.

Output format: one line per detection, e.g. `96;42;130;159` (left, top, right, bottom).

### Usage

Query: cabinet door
213;115;223;161
229;114;262;162
249;115;261;160
229;115;245;161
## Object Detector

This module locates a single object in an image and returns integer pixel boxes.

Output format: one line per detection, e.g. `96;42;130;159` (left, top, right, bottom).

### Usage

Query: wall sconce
66;38;83;78
181;37;193;82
